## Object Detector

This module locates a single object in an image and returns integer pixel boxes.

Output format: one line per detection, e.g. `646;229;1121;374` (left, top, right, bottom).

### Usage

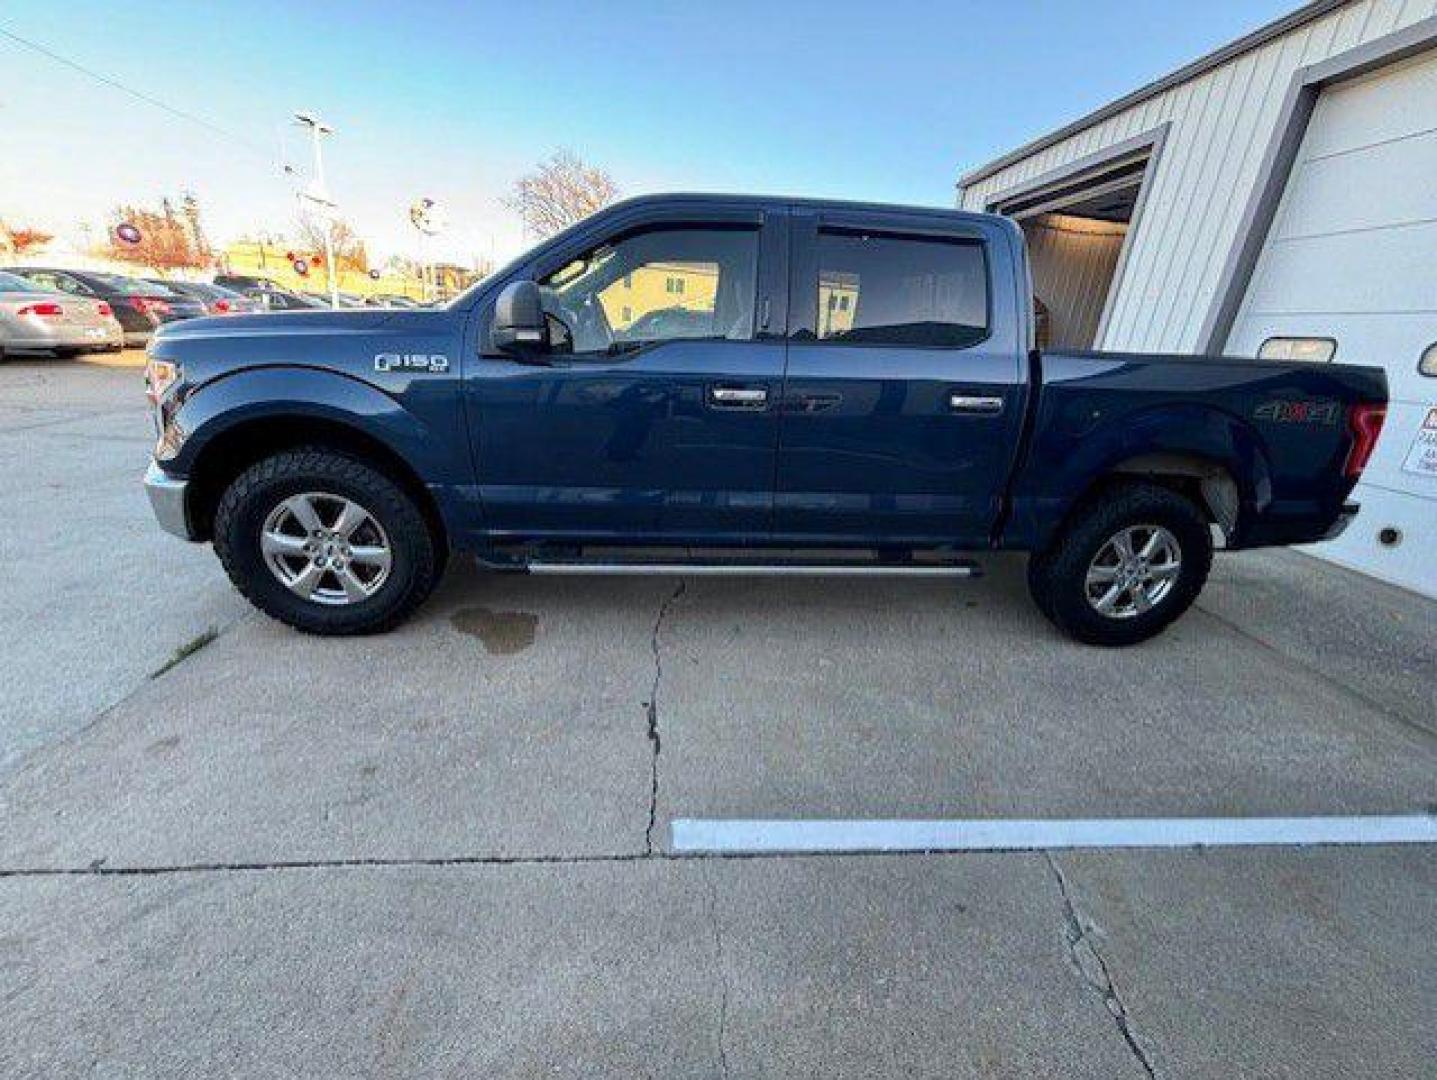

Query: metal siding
1024;215;1128;348
957;0;1437;352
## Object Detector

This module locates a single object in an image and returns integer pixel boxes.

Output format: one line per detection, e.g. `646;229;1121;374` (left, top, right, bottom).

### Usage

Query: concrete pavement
1;358;1433;1078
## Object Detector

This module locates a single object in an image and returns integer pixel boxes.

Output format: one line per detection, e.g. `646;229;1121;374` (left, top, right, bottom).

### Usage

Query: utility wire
0;24;272;161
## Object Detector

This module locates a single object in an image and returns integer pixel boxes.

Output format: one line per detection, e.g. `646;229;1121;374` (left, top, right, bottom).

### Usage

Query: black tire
213;448;441;635
1028;482;1212;646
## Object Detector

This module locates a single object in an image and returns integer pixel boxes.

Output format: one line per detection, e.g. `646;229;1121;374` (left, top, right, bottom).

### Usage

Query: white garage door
1228;48;1437;598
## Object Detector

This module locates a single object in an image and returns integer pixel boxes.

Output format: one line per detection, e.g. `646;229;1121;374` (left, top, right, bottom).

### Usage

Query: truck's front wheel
1028;482;1212;646
213;448;440;635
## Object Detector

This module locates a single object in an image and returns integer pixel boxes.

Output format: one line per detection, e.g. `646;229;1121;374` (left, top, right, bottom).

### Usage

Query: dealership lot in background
1;359;1434;1076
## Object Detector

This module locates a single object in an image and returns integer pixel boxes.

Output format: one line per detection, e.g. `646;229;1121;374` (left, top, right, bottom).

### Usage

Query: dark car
145;279;259;316
212;275;326;311
3;267;206;346
142;194;1388;644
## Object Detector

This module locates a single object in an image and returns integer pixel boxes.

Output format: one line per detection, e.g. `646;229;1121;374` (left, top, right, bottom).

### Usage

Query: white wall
958;0;1437;354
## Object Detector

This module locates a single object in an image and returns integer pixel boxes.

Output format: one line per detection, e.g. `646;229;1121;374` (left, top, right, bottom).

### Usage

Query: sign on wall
1401;408;1437;478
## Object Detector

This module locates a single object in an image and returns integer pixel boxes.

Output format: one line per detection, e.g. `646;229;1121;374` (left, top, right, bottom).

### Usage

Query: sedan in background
145;279;260;315
212;275;327;311
2;268;206;346
0;270;124;359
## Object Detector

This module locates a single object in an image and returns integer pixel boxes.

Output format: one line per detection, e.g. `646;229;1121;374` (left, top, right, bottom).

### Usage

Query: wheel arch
183;413;448;553
1010;399;1274;553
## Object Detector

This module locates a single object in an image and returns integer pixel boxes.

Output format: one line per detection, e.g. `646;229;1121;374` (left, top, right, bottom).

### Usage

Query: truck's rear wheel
1029;482;1212;646
214;448;440;635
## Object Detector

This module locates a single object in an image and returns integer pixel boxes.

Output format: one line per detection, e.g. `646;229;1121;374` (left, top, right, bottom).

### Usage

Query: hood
155;308;408;339
147;307;460;389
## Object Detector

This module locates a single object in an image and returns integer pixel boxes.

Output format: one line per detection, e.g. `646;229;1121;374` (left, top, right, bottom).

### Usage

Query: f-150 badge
375;353;450;373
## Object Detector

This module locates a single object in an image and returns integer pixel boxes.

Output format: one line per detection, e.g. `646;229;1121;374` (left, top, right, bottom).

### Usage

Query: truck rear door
774;208;1027;546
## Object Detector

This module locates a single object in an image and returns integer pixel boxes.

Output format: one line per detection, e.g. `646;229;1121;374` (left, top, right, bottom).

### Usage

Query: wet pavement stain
451;607;539;655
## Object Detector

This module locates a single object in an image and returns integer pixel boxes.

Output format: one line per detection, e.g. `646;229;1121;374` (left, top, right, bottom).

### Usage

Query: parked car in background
2;268;206;346
145;279;260;316
212;276;327;311
0;270;124;359
298;290;367;309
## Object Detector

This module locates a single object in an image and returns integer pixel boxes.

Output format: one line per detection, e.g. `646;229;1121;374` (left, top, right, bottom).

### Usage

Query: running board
521;560;982;578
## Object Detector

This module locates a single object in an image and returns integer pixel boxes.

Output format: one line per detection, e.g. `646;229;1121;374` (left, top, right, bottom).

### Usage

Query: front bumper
144;461;197;540
4;323;124;349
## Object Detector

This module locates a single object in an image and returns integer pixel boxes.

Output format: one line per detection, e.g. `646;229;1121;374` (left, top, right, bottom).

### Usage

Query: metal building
958;0;1437;597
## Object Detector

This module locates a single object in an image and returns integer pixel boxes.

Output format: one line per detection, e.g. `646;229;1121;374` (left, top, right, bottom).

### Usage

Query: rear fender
1006;403;1273;551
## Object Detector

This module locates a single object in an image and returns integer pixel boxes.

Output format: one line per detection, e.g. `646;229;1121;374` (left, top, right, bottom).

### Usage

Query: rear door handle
948;393;1005;415
709;385;769;409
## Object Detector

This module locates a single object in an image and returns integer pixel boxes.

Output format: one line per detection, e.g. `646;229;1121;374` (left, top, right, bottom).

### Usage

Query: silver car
0;271;125;358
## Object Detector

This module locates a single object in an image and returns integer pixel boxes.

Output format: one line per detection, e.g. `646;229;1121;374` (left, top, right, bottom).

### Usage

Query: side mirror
491;280;550;353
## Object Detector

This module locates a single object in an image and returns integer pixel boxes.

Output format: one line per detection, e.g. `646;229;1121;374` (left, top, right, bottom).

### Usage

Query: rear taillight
129;297;171;316
17;302;63;317
213;299;232;313
1344;403;1386;479
96;301;112;317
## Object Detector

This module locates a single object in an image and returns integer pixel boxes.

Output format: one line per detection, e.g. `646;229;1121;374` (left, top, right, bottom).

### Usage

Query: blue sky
1;0;1297;264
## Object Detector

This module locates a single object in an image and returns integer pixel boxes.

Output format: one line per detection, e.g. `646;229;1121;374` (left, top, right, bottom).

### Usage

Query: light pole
293;111;340;309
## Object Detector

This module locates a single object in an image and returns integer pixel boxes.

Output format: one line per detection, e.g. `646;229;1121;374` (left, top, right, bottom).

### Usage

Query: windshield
0;271;50;293
97;273;176;297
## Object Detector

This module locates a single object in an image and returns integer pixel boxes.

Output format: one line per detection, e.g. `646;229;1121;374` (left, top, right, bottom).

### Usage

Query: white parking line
670;815;1437;854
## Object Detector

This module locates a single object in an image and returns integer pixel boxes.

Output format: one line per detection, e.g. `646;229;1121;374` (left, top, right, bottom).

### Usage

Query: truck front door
774;210;1026;546
467;209;787;542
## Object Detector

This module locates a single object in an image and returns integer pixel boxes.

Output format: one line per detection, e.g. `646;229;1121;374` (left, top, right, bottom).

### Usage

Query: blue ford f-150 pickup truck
142;194;1388;645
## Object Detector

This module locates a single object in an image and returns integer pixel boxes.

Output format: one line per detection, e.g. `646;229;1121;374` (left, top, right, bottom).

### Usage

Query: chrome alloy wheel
1084;524;1182;620
260;492;393;606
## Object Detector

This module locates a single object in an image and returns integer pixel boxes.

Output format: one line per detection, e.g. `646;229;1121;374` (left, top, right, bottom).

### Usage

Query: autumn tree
503;150;619;239
0;221;53;255
107;198;208;271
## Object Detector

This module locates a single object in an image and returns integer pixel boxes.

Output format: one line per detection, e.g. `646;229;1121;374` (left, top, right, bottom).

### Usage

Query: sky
0;0;1300;267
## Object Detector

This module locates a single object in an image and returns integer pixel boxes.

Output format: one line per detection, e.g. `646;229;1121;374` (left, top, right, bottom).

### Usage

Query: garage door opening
987;137;1158;350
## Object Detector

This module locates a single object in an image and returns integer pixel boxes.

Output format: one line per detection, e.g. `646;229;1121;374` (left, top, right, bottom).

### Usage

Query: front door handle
948;393;1005;416
709;385;769;409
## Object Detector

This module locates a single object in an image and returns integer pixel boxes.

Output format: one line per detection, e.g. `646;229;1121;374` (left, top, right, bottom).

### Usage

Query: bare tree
295;214;368;273
503;150;619;239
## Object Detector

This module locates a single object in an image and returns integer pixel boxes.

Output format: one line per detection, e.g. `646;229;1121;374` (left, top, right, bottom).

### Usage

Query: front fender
162;365;465;479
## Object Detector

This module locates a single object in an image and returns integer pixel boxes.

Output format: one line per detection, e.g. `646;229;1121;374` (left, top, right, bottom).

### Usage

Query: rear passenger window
815;232;987;348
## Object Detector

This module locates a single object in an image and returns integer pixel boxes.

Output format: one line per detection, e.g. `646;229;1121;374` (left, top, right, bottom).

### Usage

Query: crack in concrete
148;627;221;680
644;580;686;856
1045;852;1157;1079
1;613;250;782
702;863;733;1080
1194;604;1437;746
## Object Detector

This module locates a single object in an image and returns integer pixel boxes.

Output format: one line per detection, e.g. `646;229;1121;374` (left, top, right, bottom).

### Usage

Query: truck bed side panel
1004;351;1387;551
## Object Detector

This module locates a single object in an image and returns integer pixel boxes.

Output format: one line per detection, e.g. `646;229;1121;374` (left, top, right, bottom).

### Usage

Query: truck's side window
539;226;759;354
815;231;987;348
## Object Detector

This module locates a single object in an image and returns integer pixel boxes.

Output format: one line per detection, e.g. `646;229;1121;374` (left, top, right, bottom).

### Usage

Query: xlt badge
375;353;449;373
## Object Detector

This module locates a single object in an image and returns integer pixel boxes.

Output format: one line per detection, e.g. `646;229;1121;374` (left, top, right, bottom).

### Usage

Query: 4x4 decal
1255;399;1340;425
